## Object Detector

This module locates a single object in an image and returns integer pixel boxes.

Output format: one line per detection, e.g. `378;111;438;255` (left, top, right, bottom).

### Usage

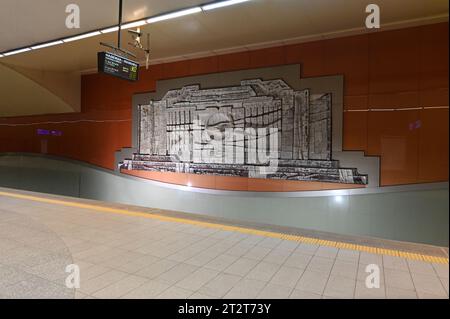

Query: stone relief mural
119;78;368;185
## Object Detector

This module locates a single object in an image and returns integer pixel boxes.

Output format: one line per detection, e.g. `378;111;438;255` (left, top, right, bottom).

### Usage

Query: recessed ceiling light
147;7;202;24
63;31;102;43
31;40;64;50
202;0;251;11
3;48;32;56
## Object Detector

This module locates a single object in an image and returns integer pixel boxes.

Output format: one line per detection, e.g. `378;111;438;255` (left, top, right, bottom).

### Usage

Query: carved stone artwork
119;77;368;185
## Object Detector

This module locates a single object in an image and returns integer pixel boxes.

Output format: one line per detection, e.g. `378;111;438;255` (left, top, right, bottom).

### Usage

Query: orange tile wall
0;23;448;187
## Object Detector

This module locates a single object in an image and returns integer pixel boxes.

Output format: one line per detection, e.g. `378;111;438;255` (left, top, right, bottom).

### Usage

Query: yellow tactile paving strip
1;190;448;264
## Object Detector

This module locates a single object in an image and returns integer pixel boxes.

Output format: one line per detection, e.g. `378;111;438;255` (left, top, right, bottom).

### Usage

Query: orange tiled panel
281;180;325;192
248;178;285;192
369;27;420;94
343;111;368;151
215;176;249;191
420;88;449;107
285;40;325;77
367;110;420;186
129;171;189;186
217;51;251;72
56;124;81;160
322;35;369;96
418;108;449;182
162;60;191;79
369;91;419;109
419;22;449;90
81;73;139;112
135;64;161;94
344;95;369;111
186;174;217;189
188;56;219;76
249;47;286;68
121;170;365;192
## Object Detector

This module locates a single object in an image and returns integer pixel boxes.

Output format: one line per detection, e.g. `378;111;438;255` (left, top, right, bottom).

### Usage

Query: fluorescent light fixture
147;7;202;24
121;20;147;29
63;31;101;43
100;26;119;34
31;40;63;50
3;48;32;56
0;54;4;58
100;20;146;34
202;0;251;11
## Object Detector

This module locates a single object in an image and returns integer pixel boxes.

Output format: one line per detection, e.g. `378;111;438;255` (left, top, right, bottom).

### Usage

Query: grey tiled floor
0;189;448;299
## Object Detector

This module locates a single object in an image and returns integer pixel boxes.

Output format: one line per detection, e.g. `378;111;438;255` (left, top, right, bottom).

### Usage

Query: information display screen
97;51;139;81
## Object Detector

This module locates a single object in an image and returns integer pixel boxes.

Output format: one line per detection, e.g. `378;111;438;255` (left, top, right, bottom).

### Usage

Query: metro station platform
1;187;448;299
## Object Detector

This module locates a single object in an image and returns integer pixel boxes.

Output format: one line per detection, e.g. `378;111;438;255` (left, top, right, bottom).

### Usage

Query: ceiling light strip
63;31;102;43
202;0;251;11
121;20;148;29
2;47;32;56
0;0;253;57
100;26;120;34
31;40;64;50
147;7;202;24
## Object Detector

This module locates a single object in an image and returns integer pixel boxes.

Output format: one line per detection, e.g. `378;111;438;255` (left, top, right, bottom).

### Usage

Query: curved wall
0;63;75;117
0;23;448;187
0;153;448;247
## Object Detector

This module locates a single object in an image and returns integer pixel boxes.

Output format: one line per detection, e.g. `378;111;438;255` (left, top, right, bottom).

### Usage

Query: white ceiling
0;0;447;117
0;0;207;52
0;0;448;72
